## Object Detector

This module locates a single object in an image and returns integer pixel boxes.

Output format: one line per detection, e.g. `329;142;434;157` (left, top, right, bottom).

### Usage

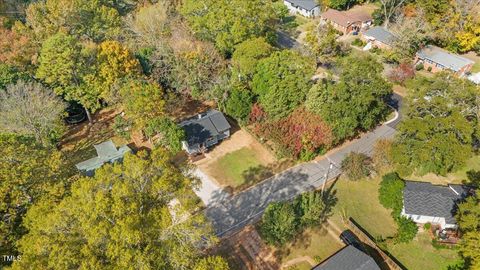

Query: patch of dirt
213;225;279;270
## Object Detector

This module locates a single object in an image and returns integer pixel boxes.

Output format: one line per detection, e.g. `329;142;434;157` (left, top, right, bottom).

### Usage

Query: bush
351;38;366;47
415;63;424;70
341;152;373;180
378;172;404;215
294;191;325;227
424;222;432;230
145;117;186;152
113;115;132;140
260;202;298;246
395;216;418;243
427;66;432;72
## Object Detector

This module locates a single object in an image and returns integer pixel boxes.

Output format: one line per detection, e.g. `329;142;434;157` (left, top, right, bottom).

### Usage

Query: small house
415;45;475;76
402;181;470;229
179;110;231;155
75;140;132;176
362;26;396;50
283;0;321;18
313;245;380;270
320;8;372;35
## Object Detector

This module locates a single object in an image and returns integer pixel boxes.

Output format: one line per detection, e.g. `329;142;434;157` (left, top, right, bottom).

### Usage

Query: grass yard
330;177;397;238
274;226;344;268
327;175;461;270
207;147;272;188
387;232;462;270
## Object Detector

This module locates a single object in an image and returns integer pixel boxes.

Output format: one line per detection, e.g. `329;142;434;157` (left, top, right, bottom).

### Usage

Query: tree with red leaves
388;62;415;85
259;108;333;160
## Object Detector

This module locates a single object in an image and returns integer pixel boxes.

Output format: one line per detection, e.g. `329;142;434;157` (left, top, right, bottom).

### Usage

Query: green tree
322;0;358;10
260;202;298;246
231;37;273;81
294;191;326;227
395;216;418;243
0;134;68;258
180;0;276;56
378;172;405;216
145;117;186;153
305;23;348;63
225;86;254;121
341;152;373;181
0;81;66;145
0;64;28;89
391;74;478;176
120;80;165;129
25;0;121;42
456;195;480;268
252;50;315;119
12;148;216;270
306;55;392;142
194;256;230;270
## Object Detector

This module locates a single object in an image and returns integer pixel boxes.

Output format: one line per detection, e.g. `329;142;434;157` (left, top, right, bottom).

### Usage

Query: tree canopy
392;74;479;176
12;148;216;270
252;50;316;119
306;55;392;142
180;0;276;56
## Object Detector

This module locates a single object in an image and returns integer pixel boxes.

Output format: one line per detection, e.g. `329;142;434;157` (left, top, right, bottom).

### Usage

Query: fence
346;218;406;270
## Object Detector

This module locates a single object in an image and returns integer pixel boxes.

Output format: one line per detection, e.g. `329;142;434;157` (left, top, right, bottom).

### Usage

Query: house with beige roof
320;8;372;34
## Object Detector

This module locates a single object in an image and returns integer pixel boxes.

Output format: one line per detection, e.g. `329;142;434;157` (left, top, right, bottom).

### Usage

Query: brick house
415;45;475;76
320;8;372;35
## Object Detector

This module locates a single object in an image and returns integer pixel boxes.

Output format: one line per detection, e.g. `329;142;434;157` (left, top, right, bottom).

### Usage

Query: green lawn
328;176;460;270
208;147;271;188
387;232;462;270
471;62;480;73
275;226;343;267
330;177;397;238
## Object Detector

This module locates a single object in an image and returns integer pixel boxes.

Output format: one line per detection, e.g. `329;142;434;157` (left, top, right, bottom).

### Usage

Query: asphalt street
204;94;401;237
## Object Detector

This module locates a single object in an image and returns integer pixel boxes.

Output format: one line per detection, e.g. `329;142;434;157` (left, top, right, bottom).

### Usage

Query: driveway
191;168;228;206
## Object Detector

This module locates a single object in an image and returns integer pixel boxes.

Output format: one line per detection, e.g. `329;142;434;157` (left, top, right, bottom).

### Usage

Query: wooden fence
346;218;406;270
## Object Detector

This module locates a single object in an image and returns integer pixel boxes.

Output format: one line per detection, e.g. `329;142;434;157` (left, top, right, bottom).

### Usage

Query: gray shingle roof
179;110;231;146
313;245;380;270
403;181;468;224
364;26;396;45
285;0;319;10
75;140;131;173
417;45;474;72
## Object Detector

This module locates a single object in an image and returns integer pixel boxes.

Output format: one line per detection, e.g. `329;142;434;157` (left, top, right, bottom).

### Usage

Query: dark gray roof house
363;26;396;47
313;245;380;270
402;181;470;228
75;140;131;176
179;110;231;155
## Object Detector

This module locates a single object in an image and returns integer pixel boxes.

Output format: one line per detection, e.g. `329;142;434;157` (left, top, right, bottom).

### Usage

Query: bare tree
390;10;434;58
379;0;407;28
0;81;66;145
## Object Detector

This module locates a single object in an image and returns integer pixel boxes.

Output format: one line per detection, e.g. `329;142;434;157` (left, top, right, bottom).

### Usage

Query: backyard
327;175;461;270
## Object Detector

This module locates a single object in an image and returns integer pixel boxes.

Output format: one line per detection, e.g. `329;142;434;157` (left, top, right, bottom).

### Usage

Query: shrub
427;66;432;72
351;38;366;47
378;172;404;215
113;115;132;140
145;117;186;152
395;216;418;243
260;202;298;246
415;63;424;71
387;62;415;85
341;152;373;180
294;191;325;227
424;222;432;230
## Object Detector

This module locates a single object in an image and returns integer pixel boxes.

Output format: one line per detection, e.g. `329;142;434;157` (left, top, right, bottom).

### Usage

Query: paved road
205;122;398;237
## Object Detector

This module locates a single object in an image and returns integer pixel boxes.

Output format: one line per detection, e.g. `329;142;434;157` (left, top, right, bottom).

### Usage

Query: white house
179;110;231;155
284;0;321;18
401;181;470;229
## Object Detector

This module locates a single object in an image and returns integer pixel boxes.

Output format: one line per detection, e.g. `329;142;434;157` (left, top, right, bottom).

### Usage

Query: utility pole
322;162;334;197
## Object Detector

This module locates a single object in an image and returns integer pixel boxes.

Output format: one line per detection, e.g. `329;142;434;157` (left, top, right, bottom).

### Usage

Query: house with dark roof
415;45;475;76
75;140;132;176
320;8;372;34
362;26;396;50
179;110;231;155
312;245;380;270
402;181;470;229
283;0;321;18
